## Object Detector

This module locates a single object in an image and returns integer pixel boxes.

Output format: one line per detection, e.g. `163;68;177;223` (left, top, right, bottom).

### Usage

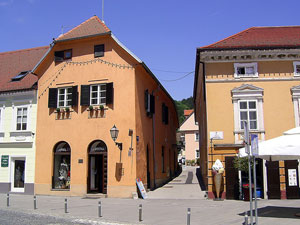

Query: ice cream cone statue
212;159;224;200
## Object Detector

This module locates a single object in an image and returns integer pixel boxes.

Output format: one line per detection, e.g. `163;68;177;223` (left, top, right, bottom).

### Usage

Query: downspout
152;85;160;189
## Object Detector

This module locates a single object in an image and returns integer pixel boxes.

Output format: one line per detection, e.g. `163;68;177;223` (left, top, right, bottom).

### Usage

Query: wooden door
266;161;281;199
103;154;107;194
225;157;239;199
285;160;300;199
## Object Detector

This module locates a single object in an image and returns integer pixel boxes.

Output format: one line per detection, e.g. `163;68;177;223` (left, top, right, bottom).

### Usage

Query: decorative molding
206;77;300;83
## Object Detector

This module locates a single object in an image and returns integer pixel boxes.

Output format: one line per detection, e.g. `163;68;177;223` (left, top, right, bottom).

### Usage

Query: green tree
175;96;193;124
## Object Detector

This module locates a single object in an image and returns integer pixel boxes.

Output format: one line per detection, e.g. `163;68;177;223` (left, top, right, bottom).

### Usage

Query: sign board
136;178;148;199
251;134;259;156
1;155;9;167
209;131;224;140
288;169;297;186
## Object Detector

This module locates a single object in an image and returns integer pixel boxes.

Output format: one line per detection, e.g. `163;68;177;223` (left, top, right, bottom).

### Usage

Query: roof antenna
102;0;105;24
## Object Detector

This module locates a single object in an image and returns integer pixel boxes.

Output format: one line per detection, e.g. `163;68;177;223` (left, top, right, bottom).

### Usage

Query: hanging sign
288;169;297;186
136;178;148;199
251;134;259;156
1;155;9;167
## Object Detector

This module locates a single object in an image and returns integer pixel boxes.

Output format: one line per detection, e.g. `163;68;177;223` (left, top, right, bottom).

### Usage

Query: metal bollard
244;211;248;225
7;193;9;207
139;204;142;222
64;198;68;213
98;201;102;217
34;195;37;210
187;208;191;225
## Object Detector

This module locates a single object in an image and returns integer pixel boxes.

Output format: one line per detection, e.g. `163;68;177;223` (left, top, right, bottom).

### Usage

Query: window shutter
80;85;90;106
54;51;64;62
106;82;113;105
150;94;155;114
162;103;165;123
94;44;105;58
71;86;78;106
165;106;169;124
48;88;58;108
145;90;149;112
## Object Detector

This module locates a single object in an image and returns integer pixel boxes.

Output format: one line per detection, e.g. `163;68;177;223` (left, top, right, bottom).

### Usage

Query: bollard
7;193;9;207
64;198;68;213
34;195;37;210
244;211;248;225
98;201;102;217
187;208;191;225
139;204;142;222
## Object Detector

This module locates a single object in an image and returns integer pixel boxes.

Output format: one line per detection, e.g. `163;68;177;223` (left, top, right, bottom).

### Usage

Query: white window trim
57;87;72;108
90;83;106;106
291;86;300;127
293;61;300;77
234;62;258;78
11;104;31;132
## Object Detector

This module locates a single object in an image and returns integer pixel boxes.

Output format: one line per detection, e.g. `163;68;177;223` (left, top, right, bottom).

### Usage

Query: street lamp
110;125;122;150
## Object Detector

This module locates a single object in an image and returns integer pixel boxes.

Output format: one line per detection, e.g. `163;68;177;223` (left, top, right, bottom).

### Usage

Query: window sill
10;131;33;136
51;188;70;191
234;130;265;134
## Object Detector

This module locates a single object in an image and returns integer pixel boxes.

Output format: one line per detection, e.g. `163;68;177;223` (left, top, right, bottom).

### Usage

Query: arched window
53;141;71;189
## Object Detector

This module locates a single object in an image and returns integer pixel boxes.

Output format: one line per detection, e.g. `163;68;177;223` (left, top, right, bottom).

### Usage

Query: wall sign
288;169;297;186
1;155;9;167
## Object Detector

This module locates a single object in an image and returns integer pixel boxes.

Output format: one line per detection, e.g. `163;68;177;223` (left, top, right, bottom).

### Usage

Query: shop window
53;142;71;190
80;83;113;106
94;44;105;58
234;63;258;78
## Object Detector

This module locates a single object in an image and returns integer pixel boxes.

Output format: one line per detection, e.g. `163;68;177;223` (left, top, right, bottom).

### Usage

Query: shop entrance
11;158;25;193
88;140;107;194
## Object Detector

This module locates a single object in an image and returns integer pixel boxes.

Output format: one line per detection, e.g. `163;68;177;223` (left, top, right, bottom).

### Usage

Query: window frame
195;132;199;142
293;62;300;77
90;83;107;106
238;100;258;131
195;149;200;159
57;87;73;108
16;107;28;131
94;44;105;58
234;63;258;78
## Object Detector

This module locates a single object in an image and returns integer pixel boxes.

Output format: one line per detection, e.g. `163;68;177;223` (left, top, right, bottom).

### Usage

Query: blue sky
0;0;299;100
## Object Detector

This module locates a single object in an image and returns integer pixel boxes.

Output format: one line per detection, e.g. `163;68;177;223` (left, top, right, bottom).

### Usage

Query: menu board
288;169;297;186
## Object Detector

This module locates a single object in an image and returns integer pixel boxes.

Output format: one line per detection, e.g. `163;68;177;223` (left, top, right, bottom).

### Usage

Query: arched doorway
53;141;71;190
87;140;107;194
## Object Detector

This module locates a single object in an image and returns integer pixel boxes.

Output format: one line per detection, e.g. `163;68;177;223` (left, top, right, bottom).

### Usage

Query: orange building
194;26;300;200
33;16;179;197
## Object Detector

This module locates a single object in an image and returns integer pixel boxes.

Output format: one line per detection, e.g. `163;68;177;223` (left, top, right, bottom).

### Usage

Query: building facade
0;47;48;194
194;26;300;199
33;16;179;198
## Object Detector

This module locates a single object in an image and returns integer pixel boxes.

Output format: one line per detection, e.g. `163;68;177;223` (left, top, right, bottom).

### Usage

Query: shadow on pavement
239;206;300;219
196;167;207;191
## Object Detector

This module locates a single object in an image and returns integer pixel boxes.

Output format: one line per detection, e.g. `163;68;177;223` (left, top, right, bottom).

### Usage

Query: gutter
32;42;55;74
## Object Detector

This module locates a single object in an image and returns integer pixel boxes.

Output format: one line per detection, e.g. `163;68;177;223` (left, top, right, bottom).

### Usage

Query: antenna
102;0;105;23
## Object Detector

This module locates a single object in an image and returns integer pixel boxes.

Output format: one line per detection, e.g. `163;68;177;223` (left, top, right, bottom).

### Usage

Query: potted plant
56;108;60;113
99;105;104;111
89;105;93;111
65;107;70;112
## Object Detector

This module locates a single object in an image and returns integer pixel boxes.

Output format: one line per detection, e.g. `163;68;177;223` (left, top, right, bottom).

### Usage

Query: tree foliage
175;96;193;124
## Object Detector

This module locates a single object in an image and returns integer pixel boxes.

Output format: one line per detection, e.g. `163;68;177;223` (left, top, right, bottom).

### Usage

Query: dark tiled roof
56;16;110;41
0;46;49;93
200;26;300;50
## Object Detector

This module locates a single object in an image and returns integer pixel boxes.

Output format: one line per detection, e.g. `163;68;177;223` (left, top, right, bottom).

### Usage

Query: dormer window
234;63;258;78
11;71;30;82
54;49;72;62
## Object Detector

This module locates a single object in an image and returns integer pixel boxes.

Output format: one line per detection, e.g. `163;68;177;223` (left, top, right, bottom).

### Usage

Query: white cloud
0;0;13;7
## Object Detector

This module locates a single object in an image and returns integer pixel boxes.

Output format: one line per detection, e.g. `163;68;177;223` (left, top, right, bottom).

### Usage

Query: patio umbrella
239;127;300;161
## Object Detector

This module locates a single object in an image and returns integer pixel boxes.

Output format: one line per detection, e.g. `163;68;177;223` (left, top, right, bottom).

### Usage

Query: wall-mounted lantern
110;125;122;150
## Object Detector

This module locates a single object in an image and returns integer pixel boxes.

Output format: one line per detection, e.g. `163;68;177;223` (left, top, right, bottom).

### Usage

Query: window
293;62;300;77
234;63;258;78
11;71;29;82
54;49;72;62
162;103;169;124
195;149;200;159
80;83;113;106
94;44;104;58
16;107;28;131
53;142;71;190
90;84;106;105
239;100;257;130
48;86;78;109
291;85;300;126
195;132;199;142
145;90;155;117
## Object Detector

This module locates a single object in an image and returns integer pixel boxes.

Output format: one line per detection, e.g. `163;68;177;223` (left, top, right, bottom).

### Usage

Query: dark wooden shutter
162;103;165;123
165;106;169;124
285;160;300;199
71;86;78;106
80;85;90;106
225;157;239;200
48;88;57;108
94;44;104;58
266;161;281;199
150;94;155;114
54;51;64;62
106;82;113;105
145;90;149;112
